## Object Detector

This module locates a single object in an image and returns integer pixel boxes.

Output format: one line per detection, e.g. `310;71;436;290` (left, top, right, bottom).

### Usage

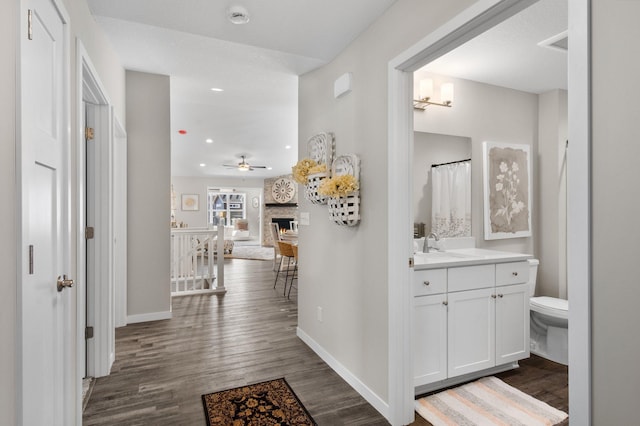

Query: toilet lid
530;296;568;318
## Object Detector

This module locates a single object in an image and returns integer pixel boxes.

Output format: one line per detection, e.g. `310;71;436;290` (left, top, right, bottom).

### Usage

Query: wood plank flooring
84;258;568;425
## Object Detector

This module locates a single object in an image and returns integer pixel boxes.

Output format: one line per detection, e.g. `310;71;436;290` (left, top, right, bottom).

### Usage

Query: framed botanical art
181;194;199;211
482;141;532;240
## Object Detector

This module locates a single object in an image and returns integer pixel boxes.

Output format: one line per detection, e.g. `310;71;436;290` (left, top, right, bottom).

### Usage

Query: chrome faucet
423;232;440;253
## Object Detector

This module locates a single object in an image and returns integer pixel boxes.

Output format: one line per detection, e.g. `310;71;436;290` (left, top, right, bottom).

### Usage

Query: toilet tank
527;259;539;296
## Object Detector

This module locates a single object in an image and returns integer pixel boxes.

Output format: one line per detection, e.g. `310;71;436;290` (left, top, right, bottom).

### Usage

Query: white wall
413;132;471;232
126;71;171;321
414;73;538;255
0;1;17;421
171;176;264;239
592;1;640;423
298;0;476;409
536;90;567;298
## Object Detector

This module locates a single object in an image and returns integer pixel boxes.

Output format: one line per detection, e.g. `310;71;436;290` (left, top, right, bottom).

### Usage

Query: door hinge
27;9;33;40
85;226;95;239
85;326;94;340
409;256;414;268
85;127;95;141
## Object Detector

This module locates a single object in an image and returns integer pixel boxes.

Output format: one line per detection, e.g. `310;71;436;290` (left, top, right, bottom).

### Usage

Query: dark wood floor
84;258;568;425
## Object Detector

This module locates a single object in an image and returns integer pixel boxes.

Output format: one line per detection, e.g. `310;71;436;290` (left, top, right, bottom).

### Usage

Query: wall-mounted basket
303;132;335;205
326;154;360;227
305;171;329;205
328;190;360;226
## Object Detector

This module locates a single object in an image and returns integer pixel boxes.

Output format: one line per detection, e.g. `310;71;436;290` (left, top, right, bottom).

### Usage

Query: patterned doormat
202;378;317;426
416;376;568;425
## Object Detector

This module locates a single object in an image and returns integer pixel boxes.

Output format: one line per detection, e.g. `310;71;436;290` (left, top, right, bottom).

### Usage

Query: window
207;190;246;227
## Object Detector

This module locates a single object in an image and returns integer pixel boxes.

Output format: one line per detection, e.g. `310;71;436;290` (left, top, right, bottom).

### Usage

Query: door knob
57;275;74;292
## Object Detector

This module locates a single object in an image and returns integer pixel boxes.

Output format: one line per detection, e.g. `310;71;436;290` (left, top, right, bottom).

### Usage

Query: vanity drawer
448;264;495;292
413;268;447;296
496;261;529;286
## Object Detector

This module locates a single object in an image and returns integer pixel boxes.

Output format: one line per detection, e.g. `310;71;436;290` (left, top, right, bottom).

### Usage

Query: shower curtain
431;160;471;237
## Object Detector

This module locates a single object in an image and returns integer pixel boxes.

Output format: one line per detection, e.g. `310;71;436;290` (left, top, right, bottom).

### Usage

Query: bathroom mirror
413;131;472;238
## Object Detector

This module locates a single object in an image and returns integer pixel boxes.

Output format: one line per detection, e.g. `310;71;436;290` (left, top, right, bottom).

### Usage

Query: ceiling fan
223;155;268;172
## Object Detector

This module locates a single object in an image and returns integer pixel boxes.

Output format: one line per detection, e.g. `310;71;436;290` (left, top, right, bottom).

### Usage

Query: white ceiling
421;0;567;94
87;0;566;179
86;0;398;178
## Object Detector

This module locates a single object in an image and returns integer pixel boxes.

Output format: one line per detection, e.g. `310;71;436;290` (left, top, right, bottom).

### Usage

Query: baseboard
127;310;172;324
296;327;390;421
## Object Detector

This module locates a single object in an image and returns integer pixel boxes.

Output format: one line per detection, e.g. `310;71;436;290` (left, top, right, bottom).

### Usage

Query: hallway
83;258;389;425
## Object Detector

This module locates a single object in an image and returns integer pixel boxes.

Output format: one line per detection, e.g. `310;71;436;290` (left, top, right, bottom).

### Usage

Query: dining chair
287;244;298;299
276;241;295;296
269;223;282;272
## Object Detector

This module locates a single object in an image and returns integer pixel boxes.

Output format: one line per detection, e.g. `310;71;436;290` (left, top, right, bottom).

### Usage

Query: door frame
75;41;120;408
386;0;591;424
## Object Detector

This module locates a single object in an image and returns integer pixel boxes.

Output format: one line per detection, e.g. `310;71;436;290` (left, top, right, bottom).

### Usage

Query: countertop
414;248;532;270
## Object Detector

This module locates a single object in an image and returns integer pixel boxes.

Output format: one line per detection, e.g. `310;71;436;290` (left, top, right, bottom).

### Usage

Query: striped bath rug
416;376;568;426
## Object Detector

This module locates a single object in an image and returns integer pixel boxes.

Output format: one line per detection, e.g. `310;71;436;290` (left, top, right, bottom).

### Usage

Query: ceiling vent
227;5;250;25
538;30;568;52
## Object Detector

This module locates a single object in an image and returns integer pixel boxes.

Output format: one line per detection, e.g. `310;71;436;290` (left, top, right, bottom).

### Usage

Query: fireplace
271;217;294;231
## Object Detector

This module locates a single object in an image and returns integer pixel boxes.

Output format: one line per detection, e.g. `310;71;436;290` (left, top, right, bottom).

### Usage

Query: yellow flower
308;163;327;175
318;174;359;198
291;158;318;184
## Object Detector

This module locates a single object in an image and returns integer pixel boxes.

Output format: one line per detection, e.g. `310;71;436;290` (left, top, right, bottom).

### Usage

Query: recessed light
205;138;213;143
199;163;206;167
210;87;224;92
285;145;291;149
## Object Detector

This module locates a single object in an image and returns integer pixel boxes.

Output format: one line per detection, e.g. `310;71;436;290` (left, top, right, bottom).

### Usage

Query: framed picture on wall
181;194;199;211
482;141;532;240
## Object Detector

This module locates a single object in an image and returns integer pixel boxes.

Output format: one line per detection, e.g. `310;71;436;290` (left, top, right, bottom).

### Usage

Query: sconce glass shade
419;79;434;100
441;83;454;104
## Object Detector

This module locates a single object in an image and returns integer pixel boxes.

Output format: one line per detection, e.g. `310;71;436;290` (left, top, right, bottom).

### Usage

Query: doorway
76;41;128;404
387;0;591;424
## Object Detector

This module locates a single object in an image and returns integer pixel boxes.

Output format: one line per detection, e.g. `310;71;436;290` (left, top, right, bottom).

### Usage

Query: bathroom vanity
413;248;532;394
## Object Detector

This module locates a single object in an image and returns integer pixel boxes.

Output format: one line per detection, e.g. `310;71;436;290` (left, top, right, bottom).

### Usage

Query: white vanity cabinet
413;259;530;389
413;269;447;386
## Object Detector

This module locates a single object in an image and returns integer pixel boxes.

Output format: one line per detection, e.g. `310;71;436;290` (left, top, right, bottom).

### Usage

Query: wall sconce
413;78;454;110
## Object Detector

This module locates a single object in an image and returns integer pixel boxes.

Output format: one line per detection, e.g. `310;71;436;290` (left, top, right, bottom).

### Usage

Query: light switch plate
299;212;310;226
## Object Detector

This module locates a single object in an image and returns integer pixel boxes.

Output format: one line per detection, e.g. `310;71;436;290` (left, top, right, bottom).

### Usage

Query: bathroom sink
413;251;476;264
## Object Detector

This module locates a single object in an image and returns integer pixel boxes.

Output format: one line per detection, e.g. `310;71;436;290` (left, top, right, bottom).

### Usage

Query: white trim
113;116;128;328
567;0;591;423
386;62;415;426
386;0;591;424
127;311;173;324
296;328;390;420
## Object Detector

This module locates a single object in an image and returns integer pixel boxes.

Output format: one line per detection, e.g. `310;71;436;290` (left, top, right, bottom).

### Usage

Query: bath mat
202;378;316;426
416;376;568;426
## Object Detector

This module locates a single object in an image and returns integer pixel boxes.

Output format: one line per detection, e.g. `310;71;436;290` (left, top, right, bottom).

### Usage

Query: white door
495;283;530;364
447;287;495;378
20;0;72;424
413;294;448;386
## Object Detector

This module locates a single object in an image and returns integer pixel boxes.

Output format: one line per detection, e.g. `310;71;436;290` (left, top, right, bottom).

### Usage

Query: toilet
527;259;569;365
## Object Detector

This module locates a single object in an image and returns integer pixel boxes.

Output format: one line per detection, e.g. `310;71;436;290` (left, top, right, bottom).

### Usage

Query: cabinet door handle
491;294;497;299
498;294;504;298
442;301;448;306
423;281;430;286
512;272;518;276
